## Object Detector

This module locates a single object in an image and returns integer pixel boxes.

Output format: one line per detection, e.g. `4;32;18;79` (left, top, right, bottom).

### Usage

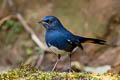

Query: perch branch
16;13;48;50
7;0;48;51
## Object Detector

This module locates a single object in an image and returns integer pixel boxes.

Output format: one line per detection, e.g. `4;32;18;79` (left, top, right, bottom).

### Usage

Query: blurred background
0;0;120;74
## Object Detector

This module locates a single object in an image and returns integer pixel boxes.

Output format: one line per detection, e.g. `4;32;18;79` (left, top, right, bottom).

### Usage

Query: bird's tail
75;36;106;45
81;37;106;45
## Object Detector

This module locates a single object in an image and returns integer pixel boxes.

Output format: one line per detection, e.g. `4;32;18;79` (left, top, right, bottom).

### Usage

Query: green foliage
31;13;38;18
38;48;44;55
26;48;34;55
12;23;23;33
2;19;23;33
0;19;24;44
2;20;14;30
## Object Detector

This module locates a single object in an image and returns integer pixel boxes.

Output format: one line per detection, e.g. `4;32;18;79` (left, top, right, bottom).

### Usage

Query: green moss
0;65;119;80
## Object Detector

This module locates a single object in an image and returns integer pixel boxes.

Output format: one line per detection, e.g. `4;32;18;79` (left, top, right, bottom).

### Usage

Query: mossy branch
0;65;120;80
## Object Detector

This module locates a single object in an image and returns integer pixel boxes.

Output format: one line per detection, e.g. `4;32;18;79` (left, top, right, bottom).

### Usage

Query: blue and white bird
39;16;106;71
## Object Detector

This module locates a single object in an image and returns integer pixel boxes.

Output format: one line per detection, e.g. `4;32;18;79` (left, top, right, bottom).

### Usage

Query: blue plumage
39;16;106;71
45;29;76;52
40;16;105;53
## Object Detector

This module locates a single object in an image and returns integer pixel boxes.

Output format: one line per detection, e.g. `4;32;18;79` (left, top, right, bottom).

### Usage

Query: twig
16;13;48;50
7;0;49;68
0;15;13;27
7;0;48;51
35;52;45;69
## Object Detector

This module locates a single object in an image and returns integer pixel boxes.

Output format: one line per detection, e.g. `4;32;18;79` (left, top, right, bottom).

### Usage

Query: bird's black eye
45;20;53;24
49;20;53;24
45;20;49;23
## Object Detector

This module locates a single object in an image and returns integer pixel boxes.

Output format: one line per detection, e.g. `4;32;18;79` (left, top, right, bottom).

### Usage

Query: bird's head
39;16;63;30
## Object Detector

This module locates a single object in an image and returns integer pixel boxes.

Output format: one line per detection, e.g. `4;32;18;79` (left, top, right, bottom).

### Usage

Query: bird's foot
68;67;74;72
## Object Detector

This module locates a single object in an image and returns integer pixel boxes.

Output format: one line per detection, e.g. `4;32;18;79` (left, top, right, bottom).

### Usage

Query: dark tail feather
82;38;106;45
74;36;106;50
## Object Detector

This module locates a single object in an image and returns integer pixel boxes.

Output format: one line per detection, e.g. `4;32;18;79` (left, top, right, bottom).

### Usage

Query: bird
39;16;106;72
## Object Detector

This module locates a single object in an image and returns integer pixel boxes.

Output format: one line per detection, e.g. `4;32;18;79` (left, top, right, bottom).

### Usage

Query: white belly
49;46;70;55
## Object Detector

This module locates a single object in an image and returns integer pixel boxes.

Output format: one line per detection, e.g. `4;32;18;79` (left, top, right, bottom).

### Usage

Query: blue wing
45;30;77;52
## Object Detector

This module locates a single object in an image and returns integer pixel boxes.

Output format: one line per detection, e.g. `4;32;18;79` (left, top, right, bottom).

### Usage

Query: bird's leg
69;53;72;72
51;54;61;72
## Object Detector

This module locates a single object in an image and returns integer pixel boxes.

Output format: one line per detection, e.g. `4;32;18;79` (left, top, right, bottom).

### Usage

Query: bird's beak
38;21;42;24
38;21;47;24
